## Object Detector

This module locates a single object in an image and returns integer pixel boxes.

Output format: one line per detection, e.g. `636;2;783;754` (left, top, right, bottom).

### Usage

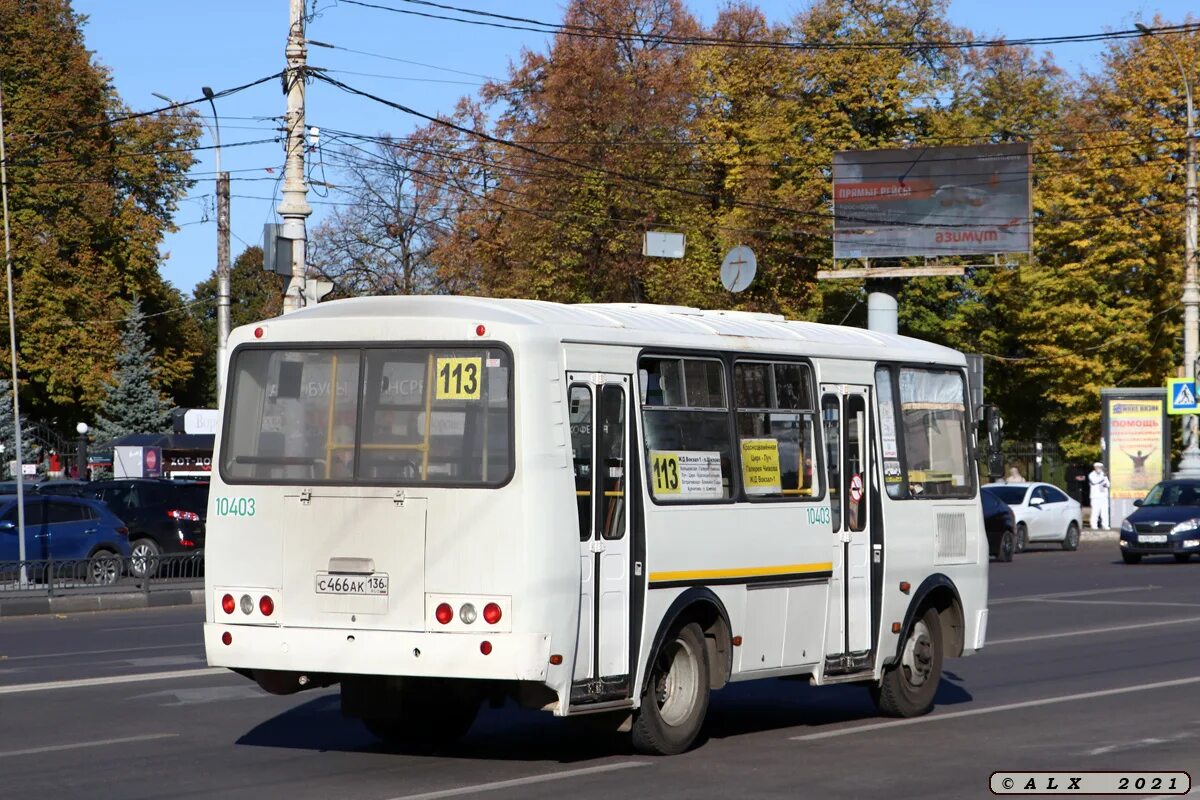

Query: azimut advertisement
832;143;1032;259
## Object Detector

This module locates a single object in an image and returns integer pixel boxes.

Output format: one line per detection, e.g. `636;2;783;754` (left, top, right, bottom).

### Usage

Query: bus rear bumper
204;623;553;682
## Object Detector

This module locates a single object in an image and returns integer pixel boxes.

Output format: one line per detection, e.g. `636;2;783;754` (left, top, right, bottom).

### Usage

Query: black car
1119;479;1200;564
982;489;1017;562
80;479;209;576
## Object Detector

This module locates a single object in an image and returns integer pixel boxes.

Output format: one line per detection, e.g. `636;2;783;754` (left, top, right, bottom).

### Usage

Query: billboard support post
866;277;899;334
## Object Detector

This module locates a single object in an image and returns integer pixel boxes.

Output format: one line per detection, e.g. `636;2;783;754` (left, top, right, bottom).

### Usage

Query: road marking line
790;675;1200;741
989;616;1200;645
1041;599;1200;608
990;586;1160;604
0;667;227;695
383;762;650;800
0;643;197;661
0;733;178;759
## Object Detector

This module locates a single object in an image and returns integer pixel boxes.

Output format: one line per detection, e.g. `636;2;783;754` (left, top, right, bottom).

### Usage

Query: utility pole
203;87;231;400
280;0;312;314
216;171;230;391
1137;23;1200;476
0;79;28;587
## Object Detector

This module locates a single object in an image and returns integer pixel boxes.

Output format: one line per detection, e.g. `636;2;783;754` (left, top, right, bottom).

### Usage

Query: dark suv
81;479;208;577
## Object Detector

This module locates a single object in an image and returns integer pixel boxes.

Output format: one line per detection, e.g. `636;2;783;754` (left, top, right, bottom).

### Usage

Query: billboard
1101;389;1172;527
832;143;1032;260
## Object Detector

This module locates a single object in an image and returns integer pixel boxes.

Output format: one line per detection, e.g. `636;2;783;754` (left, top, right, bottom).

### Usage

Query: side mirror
1030;496;1045;507
1133;499;1143;507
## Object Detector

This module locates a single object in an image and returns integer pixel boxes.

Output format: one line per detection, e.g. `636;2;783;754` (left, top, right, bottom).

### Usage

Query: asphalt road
2;541;1200;799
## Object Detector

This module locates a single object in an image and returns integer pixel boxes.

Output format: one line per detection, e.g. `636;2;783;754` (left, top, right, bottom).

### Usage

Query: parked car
981;489;1017;562
80;479;208;577
0;479;89;496
1118;479;1200;564
981;482;1082;552
0;495;131;584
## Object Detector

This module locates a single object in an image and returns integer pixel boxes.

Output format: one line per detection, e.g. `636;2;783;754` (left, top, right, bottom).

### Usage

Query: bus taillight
259;595;275;616
483;603;502;624
221;593;235;614
435;602;453;625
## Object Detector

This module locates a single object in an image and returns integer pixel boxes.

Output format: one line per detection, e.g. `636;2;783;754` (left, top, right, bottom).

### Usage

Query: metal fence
0;551;203;597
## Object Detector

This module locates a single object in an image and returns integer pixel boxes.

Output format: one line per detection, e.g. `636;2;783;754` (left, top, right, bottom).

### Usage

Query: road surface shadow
235;674;972;760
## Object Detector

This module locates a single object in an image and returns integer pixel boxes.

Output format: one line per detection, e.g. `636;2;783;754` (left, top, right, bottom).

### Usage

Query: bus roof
246;295;965;365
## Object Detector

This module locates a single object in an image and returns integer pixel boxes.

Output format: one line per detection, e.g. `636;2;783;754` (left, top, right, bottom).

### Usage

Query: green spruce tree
0;379;39;477
93;298;174;442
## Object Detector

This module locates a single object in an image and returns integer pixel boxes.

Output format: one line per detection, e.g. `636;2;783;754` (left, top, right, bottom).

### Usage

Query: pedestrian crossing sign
1167;378;1198;415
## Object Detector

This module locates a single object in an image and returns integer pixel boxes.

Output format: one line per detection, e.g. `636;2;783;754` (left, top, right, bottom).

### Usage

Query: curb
0;588;204;619
1081;529;1119;541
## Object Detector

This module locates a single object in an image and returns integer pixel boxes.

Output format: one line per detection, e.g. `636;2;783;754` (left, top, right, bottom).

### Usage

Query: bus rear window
221;346;513;486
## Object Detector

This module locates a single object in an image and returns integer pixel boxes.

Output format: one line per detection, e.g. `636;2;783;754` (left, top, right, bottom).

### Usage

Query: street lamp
76;422;89;482
153;89;231;403
1136;23;1199;475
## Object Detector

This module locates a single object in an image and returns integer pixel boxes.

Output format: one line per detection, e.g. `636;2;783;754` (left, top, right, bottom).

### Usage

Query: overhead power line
305;76;1192;230
340;0;1200;52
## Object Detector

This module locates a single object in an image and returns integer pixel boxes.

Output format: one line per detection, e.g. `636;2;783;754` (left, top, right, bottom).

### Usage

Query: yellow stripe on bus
648;563;833;583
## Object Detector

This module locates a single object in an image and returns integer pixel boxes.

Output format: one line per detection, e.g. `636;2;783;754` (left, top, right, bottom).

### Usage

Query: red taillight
475;324;486;336
221;593;235;614
168;509;200;522
180;539;196;548
259;595;274;616
254;326;264;338
115;527;129;538
435;602;453;625
483;602;502;625
221;631;232;645
480;640;492;655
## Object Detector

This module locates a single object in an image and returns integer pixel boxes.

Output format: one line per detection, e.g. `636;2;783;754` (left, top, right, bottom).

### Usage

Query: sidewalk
1081;527;1119;541
0;588;203;619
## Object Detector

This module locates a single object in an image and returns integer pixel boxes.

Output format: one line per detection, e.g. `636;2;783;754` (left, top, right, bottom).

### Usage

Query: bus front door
821;384;874;674
567;373;632;704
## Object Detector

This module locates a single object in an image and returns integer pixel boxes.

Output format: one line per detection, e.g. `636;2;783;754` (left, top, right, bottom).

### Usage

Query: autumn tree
1011;20;1199;459
0;0;202;431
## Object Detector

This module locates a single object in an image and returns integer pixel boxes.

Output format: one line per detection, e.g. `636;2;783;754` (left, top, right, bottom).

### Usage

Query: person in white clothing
1088;462;1110;529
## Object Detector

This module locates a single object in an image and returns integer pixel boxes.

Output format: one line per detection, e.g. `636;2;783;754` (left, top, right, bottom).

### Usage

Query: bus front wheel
632;622;710;755
872;607;943;718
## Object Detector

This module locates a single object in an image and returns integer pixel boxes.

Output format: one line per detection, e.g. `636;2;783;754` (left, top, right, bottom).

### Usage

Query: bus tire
631;622;709;755
361;678;480;748
873;607;942;718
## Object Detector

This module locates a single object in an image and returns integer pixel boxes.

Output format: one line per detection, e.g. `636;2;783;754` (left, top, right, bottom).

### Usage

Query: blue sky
70;0;1197;296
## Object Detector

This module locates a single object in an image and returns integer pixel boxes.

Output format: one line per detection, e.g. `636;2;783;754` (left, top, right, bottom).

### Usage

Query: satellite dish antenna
720;245;757;293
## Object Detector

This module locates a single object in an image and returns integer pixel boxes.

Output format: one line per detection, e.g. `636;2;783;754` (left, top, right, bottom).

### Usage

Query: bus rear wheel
872;607;943;718
360;678;480;749
631;622;710;755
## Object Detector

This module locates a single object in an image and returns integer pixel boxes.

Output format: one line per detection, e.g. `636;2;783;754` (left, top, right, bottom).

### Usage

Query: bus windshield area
221;346;513;486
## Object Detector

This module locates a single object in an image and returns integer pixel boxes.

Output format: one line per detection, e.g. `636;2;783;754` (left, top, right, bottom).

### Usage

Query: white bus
204;296;988;755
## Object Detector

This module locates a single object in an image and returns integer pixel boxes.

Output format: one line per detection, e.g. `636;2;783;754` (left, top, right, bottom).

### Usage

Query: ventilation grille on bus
935;513;968;562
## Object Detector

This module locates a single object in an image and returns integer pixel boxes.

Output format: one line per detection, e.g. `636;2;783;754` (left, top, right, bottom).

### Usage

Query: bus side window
569;384;593;541
822;395;841;531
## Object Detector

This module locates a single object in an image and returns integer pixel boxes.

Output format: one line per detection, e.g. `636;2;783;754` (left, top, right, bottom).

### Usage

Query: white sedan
981;482;1083;552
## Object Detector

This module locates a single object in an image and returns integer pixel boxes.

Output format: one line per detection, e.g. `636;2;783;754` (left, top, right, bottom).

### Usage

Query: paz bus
204;296;988;755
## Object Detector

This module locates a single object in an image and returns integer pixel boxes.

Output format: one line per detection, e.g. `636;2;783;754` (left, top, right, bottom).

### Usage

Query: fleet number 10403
215;497;256;517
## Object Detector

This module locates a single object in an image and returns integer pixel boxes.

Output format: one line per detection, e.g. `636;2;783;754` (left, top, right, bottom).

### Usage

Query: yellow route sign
435;357;482;400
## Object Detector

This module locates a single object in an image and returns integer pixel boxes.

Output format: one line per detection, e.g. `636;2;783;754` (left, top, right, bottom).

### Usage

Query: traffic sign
1167;378;1198;415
